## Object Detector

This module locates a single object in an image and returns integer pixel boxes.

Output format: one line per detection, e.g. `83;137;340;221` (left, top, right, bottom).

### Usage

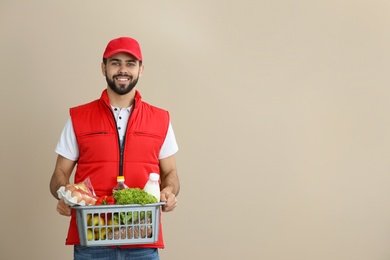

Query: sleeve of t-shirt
159;122;179;159
55;117;79;161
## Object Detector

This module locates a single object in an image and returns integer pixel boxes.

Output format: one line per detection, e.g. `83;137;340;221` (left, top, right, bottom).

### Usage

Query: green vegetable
113;188;158;205
113;210;153;224
118;212;132;224
112;188;157;224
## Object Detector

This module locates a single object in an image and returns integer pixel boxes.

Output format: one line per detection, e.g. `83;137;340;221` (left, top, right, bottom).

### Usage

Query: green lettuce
113;188;158;205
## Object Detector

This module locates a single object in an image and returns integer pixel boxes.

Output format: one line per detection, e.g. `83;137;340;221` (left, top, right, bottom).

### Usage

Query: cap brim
103;49;142;60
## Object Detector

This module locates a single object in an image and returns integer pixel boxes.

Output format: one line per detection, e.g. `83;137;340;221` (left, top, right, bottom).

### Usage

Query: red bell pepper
96;195;116;205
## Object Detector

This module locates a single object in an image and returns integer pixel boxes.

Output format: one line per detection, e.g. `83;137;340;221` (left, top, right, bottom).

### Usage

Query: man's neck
107;88;136;109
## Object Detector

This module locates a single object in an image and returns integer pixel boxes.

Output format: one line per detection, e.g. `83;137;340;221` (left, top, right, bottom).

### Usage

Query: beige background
1;0;390;259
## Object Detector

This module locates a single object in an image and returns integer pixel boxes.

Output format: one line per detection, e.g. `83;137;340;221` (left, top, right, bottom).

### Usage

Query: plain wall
1;1;390;259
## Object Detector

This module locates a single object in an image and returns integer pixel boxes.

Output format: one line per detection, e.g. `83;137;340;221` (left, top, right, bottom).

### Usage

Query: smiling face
102;52;144;95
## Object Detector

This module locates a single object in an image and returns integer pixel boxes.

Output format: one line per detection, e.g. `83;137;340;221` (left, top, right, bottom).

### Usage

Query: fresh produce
113;188;158;205
96;195;116;205
81;188;158;242
96;228;107;240
107;217;119;226
87;214;105;226
87;229;93;241
113;211;152;225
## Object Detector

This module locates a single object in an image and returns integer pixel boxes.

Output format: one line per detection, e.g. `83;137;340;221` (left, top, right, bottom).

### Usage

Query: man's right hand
56;199;71;216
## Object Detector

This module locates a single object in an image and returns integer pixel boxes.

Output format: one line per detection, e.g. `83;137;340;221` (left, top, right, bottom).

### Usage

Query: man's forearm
50;168;71;199
160;169;180;196
50;155;76;199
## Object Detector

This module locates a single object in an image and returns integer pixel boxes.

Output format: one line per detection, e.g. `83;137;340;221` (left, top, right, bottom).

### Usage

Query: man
49;37;180;260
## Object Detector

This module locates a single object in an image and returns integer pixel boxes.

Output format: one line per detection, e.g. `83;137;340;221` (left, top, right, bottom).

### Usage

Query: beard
106;73;139;95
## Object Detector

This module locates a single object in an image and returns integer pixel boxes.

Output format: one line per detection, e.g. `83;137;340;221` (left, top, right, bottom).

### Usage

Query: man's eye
127;63;135;67
111;62;119;66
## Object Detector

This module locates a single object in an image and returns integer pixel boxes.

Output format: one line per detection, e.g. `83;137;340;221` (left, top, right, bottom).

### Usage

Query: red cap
103;37;142;61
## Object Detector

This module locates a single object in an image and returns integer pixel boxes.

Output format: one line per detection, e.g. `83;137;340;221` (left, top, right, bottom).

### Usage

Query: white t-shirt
55;106;178;161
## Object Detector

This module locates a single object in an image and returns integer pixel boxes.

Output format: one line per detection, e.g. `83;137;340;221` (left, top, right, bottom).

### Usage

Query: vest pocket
134;131;163;139
81;131;109;136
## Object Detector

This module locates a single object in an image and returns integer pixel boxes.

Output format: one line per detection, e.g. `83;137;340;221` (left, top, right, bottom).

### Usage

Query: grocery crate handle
71;202;166;209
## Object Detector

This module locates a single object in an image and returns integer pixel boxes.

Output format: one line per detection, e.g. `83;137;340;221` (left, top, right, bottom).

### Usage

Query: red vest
65;90;169;248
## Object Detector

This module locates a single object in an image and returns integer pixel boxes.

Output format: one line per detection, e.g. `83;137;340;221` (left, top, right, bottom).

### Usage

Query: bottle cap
117;176;125;182
149;173;160;181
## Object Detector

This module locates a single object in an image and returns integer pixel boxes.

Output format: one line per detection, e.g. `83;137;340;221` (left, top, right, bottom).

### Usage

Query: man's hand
160;188;178;212
56;199;71;216
159;155;180;212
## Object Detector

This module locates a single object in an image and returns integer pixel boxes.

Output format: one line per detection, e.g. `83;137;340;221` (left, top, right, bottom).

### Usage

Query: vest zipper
107;99;135;178
119;144;124;177
107;106;124;177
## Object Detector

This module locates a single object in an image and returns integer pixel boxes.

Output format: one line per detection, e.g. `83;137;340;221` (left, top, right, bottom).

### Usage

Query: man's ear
101;62;106;76
139;64;144;77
